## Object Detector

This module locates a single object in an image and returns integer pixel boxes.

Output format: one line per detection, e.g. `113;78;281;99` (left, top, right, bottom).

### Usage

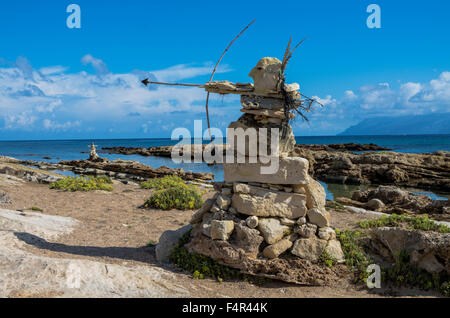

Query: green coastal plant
49;176;113;192
358;214;450;233
29;206;44;212
140;175;184;190
142;176;203;210
168;231;241;282
319;249;337;268
382;250;450;297
335;229;371;283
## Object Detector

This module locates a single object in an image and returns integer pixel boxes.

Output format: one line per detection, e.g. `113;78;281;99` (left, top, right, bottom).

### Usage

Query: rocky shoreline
102;142;390;157
102;144;450;193
0;156;214;184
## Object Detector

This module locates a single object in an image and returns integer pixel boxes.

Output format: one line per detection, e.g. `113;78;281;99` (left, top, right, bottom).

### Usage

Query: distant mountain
339;113;450;135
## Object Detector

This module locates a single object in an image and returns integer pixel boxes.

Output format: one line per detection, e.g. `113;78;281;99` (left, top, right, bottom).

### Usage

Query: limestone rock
241;108;286;119
325;240;345;263
318;227;336;241
156;225;192;263
280;217;296;226
202;223;212;237
190;196;216;224
301;178;327;209
231;221;264;257
210;220;234;241
296;217;307;225
291;237;328;263
365;198;385;211
262;235;296;259
307;208;330;227
372;227;450;275
233;182;251;194
246;216;259;229
248;57;282;92
257;218;290;244
224;156;309;185
216;195;231;210
227;114;296;157
231;186;307;219
241;95;284;110
185;232;340;286
294;223;317;238
221;187;232;196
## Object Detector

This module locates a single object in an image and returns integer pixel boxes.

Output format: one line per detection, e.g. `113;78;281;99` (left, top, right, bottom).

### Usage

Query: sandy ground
0;178;441;298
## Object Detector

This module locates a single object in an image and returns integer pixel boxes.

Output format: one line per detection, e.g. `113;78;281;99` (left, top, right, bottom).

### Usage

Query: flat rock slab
0;209;191;297
224;156;309;185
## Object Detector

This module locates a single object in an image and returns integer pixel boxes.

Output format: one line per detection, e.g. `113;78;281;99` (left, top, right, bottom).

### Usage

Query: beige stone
246;216;259;229
325;240;345;263
240;108;285;119
210;220;234;241
240;95;284;110
291;237;328;263
231;185;307;219
294;178;326;209
307;208;330;227
257;218;290;244
190;196;216;224
233;182;251;194
216;195;231;210
227;118;295;157
224;156;309;185
280;217;296;226
294;223;317;238
318;227;336;241
262;235;296;259
248;57;281;92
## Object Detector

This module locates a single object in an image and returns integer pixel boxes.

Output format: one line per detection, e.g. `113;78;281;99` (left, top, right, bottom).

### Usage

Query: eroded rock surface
0;209;191;297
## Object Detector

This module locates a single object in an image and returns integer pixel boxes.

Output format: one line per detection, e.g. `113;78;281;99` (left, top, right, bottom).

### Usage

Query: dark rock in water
104;144;449;192
0;192;12;204
296;143;391;152
292;148;450;193
343;185;450;221
59;159;214;182
42;157;52;160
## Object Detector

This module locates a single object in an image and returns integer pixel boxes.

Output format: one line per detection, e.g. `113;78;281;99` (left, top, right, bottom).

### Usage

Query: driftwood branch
205;19;256;140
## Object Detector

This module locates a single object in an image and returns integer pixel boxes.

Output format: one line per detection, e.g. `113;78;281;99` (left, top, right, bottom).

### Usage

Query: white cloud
0;55;234;136
39;65;68;75
296;72;450;135
81;54;109;75
152;63;231;82
43;119;81;130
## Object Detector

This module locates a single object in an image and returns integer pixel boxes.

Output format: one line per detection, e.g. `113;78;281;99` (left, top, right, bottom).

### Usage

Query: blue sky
0;0;449;140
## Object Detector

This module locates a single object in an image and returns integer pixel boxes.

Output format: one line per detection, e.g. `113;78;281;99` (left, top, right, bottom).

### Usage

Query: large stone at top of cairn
160;55;343;286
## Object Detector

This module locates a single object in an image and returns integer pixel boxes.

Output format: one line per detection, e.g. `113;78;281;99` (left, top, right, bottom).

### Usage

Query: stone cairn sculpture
158;57;345;285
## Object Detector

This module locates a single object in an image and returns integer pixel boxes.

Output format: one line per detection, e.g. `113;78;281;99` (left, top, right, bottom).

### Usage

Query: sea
1;134;449;200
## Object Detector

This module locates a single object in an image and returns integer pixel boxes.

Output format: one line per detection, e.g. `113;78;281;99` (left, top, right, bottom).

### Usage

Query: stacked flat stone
186;57;344;284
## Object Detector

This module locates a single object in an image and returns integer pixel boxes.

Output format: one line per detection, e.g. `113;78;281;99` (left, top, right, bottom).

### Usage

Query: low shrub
168;231;241;282
140;175;184;190
319;249;337;268
358;214;450;233
142;176;203;210
49;176;113;192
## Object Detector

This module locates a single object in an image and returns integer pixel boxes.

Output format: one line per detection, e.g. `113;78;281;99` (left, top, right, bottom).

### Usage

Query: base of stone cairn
158;155;346;286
